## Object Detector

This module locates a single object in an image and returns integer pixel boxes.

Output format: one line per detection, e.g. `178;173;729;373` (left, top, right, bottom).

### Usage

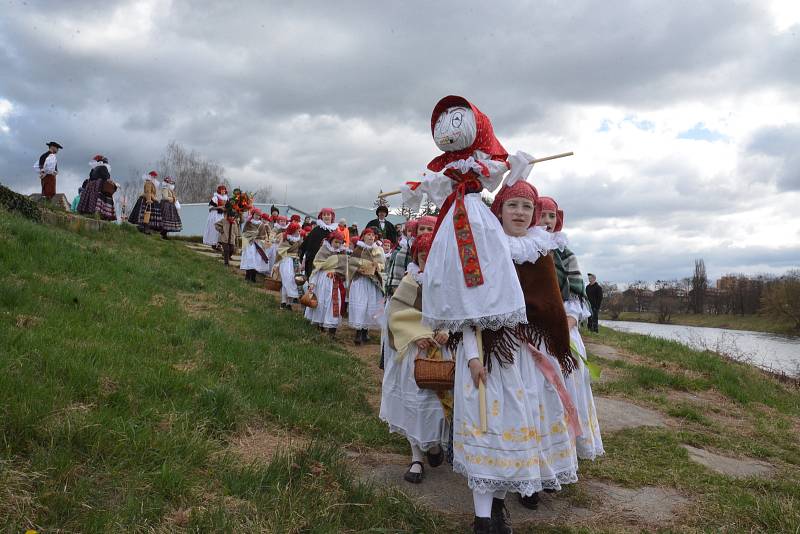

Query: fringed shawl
552;246;588;305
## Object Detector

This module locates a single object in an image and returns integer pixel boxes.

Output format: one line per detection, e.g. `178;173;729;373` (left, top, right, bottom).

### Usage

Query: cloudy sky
1;0;798;283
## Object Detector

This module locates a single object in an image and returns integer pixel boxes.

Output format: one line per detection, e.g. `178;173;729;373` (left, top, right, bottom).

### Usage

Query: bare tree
761;270;800;331
157;141;228;203
252;185;275;204
653;279;679;324
600;283;622;319
116;166;144;219
690;259;708;314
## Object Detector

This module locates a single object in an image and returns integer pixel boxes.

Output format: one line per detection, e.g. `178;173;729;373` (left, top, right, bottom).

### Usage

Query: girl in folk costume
215;211;241;267
77;155;116;220
240;209;271;282
538;196;605;462
304;230;348;338
127;171;162;234
398;96;561;533
276;222;304;311
268;214;289;267
379;232;450;484
348;227;386;345
299;208;338;280
159;176;182;239
203;185;228;248
489;180;582;512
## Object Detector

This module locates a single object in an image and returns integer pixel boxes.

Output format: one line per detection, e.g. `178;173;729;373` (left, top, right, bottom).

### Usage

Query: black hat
46;141;63;149
270;204;279;214
376;205;389;215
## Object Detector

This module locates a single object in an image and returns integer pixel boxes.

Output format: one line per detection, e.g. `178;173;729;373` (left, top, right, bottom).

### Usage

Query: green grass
0;209;430;532
2;207;800;532
612;311;798;336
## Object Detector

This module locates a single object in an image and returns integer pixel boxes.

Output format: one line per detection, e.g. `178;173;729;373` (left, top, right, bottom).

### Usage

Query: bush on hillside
0;183;42;222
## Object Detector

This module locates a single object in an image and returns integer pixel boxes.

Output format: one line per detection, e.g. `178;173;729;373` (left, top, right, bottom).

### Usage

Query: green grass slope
0;209;445;532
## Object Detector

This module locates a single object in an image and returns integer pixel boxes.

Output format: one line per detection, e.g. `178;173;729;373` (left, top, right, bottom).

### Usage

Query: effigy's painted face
433;106;476;152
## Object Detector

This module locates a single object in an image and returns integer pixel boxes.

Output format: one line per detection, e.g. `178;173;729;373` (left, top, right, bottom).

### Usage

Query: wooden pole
377;152;574;198
475;328;488;433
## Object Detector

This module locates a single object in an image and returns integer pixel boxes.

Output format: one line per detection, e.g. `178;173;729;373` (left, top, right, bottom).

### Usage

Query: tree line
601;259;800;331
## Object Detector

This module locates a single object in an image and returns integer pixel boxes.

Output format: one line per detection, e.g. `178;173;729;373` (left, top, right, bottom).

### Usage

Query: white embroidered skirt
452;337;578;495
303;271;341;329
379;345;448;451
348;276;383;330
240;242;270;272
567;327;605;460
203;210;223;246
279;257;299;299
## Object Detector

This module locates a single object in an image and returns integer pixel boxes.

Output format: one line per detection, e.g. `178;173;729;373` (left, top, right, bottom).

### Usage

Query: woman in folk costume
159;176;182;238
203;185;228;248
240;209;271;282
379;232;450;484
488;180;582;513
268;214;289;267
298;208;338;280
399;96;562;533
78;155;117;220
276;222;304;311
538;196;605;463
348;227;386;345
304;230;348;338
127;171;162;234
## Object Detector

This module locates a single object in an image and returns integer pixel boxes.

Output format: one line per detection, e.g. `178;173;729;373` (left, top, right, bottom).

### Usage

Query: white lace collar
286;234;301;243
551;231;568;251
507;226;561;264
407;262;424;284
316;219;337;232
323;240;345;253
356;240;378;250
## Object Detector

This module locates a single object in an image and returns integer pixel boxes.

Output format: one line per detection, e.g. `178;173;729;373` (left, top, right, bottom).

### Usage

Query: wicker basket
414;358;455;391
101;180;117;195
299;290;318;309
294;274;307;285
264;277;282;291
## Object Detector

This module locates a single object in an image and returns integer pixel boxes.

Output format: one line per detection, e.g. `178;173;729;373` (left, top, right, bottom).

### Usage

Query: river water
600;320;800;377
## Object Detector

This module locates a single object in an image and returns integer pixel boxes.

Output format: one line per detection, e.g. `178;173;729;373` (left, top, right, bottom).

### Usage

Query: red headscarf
412;232;434;264
290;214;302;223
405;219;418;237
326;230;345;243
537;196;564;232
360;227;377;240
318;208;335;220
216;184;227;194
416;215;437;230
285;222;301;235
491;180;540;228
427;95;508;173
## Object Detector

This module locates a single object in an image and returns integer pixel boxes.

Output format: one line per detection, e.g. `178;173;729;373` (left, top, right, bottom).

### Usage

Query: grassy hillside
0;208;445;532
2;206;799;532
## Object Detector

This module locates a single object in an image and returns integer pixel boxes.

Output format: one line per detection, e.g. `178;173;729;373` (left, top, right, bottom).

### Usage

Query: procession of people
32;94;604;533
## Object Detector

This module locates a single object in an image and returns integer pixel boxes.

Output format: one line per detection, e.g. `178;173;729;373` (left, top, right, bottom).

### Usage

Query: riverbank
608;311;798;336
2;207;799;532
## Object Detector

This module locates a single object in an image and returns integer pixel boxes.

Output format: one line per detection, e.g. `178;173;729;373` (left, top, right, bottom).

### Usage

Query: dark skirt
77;180;116;220
127;197;162;228
41;174;56;198
160;200;182;232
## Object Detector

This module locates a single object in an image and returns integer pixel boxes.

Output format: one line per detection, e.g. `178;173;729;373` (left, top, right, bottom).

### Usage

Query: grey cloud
746;124;800;191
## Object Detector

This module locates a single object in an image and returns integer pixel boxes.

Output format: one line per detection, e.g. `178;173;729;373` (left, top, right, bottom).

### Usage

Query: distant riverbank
607;311;798;336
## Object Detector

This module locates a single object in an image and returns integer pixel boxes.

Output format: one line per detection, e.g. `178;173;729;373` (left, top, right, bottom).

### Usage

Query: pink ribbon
527;343;582;442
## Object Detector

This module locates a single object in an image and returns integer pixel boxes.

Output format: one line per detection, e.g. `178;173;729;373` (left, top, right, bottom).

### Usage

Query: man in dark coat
365;205;397;244
586;273;603;333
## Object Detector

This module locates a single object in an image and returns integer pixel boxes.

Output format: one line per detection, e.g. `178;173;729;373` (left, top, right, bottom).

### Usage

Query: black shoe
518;492;539;510
284;304;292;312
328;328;337;339
491;498;512;534
354;330;362;345
426;446;444;468
160;231;168;240
403;461;424;484
280;303;287;310
472;516;495;534
360;329;370;343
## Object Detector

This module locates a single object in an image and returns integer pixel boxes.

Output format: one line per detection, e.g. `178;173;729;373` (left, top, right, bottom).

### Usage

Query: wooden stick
475;328;488;433
377;152;574;198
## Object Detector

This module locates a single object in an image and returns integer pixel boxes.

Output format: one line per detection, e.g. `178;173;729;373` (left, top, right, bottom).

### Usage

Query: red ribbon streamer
431;170;484;288
528;343;582;443
328;272;346;317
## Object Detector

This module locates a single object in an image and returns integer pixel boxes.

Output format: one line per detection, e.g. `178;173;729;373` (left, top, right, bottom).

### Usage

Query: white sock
408;441;424;473
472;490;494;518
494;490;507;500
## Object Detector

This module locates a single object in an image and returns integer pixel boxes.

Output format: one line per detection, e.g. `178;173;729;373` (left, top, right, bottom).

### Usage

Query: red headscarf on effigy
427;95;508;173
